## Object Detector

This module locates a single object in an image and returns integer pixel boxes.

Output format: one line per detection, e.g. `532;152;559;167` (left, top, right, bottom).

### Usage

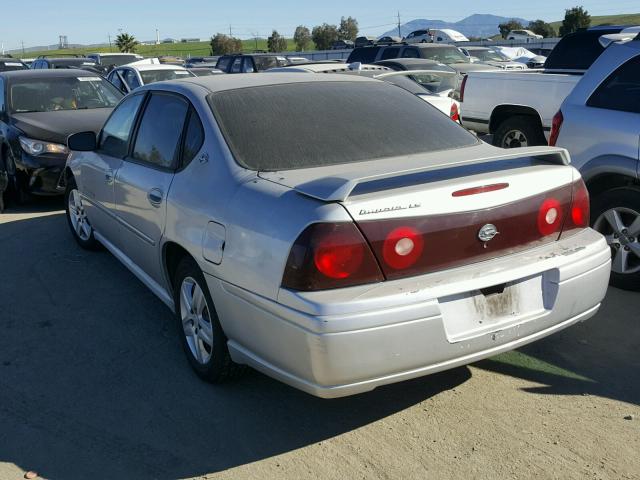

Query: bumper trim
228;304;600;399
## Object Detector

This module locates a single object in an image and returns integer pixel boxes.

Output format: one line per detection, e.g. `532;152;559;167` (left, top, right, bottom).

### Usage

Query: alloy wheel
68;189;92;241
179;277;214;365
501;130;529;148
593;207;640;275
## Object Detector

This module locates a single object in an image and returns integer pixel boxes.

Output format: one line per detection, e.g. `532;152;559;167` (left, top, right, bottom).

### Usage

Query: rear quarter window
208;81;478;171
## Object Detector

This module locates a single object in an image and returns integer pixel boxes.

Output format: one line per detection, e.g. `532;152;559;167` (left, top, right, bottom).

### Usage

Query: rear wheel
591;187;640;291
493;116;546;149
65;177;100;250
173;256;245;382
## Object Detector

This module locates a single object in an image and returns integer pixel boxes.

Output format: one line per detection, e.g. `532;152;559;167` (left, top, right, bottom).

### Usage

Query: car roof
271;64;388;73
464;46;490;51
0;69;102;81
409;44;457;49
156;72;377;94
88;52;141;56
375;58;453;68
123;64;189;71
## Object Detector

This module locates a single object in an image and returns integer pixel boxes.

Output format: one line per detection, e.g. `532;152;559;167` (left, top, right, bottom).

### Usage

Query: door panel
114;92;189;285
82;93;145;239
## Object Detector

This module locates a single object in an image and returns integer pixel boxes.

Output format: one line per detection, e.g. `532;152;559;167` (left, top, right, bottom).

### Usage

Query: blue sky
1;0;639;50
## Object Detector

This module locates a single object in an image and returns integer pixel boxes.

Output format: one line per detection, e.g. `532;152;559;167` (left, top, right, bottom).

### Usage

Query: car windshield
139;69;193;84
209;81;477;171
421;47;469;64
472;49;509;62
99;55;141;66
51;59;97;68
9;76;123;113
0;60;27;71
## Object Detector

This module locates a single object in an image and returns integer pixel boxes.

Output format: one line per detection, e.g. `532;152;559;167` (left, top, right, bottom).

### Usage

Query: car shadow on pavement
475;287;640;407
0;213;471;480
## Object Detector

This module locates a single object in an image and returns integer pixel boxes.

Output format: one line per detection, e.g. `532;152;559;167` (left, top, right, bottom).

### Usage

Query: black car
184;56;220;68
0;58;28;72
355;36;377;48
0;70;123;203
215;54;289;73
331;40;355;50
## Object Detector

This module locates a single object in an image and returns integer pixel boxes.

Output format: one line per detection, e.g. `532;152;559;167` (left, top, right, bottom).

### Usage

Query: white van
405;28;469;44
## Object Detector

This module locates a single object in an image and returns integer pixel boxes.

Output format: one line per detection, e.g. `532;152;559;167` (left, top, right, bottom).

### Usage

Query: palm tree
115;33;139;53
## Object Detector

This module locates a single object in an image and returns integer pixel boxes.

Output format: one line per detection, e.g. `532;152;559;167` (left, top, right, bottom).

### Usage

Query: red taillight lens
382;226;424;270
570;179;590;228
282;223;384;291
459;75;468;103
537;198;563;236
548;110;563;146
450;102;460;122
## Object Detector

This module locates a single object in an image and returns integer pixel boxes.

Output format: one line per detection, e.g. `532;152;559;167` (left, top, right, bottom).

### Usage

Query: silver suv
551;38;640;290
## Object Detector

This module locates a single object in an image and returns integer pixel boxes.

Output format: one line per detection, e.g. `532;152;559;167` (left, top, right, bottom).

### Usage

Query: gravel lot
0;198;638;480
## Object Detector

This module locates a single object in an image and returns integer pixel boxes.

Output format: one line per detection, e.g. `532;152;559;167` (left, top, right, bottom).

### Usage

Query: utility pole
397;11;402;38
229;24;232;37
21;41;25;56
108;34;112;51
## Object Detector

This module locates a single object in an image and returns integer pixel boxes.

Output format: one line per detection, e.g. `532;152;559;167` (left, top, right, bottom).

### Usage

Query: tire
65;177;100;250
493;115;547;149
173;256;245;383
5;148;29;205
591;187;640;291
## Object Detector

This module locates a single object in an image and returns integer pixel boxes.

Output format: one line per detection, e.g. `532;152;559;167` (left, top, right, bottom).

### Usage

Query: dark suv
30;55;99;71
215;54;289;73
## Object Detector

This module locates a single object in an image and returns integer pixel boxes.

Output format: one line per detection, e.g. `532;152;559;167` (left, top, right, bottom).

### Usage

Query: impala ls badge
478;224;499;246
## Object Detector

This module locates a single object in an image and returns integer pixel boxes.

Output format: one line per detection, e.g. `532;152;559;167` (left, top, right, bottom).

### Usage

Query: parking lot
0;198;638;480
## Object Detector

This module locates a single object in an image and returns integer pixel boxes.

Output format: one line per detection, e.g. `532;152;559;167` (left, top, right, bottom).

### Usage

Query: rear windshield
208;81;477;171
544;29;619;70
420;47;469;64
140;69;193;84
99;55;142;66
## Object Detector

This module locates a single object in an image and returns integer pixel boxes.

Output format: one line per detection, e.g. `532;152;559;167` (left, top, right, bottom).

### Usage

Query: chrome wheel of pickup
179;277;214;365
68;189;92;241
501;130;529;148
594;207;640;275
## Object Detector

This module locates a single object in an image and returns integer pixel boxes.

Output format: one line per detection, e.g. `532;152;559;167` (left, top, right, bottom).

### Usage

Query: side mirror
68;131;97;151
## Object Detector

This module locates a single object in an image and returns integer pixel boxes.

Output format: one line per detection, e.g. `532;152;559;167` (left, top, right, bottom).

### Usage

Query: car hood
10;109;114;144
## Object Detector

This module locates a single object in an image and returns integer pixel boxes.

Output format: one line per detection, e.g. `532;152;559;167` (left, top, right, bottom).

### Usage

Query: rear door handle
147;188;164;207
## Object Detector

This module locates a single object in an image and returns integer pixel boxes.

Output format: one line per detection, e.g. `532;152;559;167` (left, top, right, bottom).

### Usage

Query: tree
115;33;139;53
267;30;287;53
498;20;524;39
293;25;312;51
312;23;339;50
210;33;242;55
560;6;591;36
338;16;359;41
528;20;556;38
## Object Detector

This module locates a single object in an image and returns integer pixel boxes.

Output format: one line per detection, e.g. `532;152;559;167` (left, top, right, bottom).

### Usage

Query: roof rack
37;54;85;59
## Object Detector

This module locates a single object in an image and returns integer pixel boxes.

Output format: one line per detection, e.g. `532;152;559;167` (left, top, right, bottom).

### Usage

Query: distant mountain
381;14;531;39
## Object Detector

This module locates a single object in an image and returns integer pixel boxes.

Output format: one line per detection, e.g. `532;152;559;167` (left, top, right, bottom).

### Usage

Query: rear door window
587;55;640;114
401;47;420;58
230;57;243;73
380;47;401;60
209;81;477;171
131;92;189;169
122;69;141;90
216;57;232;72
347;47;381;63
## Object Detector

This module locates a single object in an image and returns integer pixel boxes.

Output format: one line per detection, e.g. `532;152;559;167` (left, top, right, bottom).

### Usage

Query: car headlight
19;136;69;156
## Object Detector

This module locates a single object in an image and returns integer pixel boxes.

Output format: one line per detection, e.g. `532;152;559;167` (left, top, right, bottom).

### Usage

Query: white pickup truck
460;26;640;148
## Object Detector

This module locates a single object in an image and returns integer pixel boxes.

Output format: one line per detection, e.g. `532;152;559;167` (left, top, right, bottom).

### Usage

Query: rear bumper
208;229;611;398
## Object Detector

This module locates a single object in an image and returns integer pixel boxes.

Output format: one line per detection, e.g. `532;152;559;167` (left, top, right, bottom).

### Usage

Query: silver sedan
63;74;611;398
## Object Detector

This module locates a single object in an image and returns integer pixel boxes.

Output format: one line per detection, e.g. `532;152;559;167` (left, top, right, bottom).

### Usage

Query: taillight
382;226;424;270
549;110;563;146
459;75;468;103
282;223;384;291
450;102;460;122
561;178;591;238
537;198;563;236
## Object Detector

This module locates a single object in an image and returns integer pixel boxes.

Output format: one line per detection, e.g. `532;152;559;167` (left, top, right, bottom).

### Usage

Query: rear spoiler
599;27;640;48
259;147;570;203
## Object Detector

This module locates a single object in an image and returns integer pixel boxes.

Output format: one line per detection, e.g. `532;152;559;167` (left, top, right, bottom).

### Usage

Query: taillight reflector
537;198;563;236
450;102;460;122
549;110;563;146
382;226;424;270
452;183;509;197
570;179;590;228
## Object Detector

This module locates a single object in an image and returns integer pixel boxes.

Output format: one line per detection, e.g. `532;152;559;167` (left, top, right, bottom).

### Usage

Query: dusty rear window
208;81;477;171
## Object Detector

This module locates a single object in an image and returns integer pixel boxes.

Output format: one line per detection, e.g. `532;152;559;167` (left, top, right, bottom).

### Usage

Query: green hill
20;38;314;60
550;12;640;31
